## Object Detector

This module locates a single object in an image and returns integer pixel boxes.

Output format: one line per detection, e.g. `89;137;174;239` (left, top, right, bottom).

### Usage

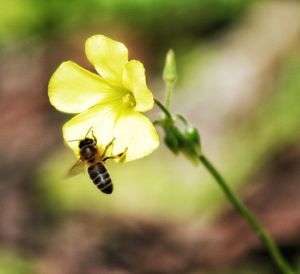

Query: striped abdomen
87;162;113;194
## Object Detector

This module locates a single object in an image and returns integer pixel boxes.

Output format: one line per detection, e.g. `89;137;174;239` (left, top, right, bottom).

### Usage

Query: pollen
122;92;136;107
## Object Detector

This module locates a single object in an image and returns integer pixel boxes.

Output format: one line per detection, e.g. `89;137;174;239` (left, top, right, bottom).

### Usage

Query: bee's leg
102;137;116;156
103;147;128;162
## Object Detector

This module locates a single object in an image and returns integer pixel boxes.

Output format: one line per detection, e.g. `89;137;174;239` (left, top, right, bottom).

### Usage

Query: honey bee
70;128;127;194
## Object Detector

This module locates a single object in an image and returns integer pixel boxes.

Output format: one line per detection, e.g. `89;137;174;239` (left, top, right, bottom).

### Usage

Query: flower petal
123;60;154;112
85;35;128;85
48;61;117;113
63;101;120;156
112;109;159;162
63;104;159;162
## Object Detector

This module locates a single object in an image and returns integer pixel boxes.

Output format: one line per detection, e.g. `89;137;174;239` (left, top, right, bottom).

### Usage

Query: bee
69;128;127;194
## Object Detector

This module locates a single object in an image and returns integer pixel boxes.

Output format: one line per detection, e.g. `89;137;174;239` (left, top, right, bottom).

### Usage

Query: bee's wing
68;159;86;177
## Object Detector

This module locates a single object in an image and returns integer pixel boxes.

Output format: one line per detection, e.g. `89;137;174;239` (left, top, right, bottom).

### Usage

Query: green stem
199;154;294;274
174;113;189;127
155;96;293;272
165;82;174;110
154;98;172;119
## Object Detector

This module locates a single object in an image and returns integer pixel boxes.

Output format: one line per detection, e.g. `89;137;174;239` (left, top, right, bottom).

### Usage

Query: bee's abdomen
88;163;113;194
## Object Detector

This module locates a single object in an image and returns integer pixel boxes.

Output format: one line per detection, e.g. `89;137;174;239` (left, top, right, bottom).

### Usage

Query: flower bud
164;132;180;154
185;126;201;156
163;49;177;84
159;115;181;154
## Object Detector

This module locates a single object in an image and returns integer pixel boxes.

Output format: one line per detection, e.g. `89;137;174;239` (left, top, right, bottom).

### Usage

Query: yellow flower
48;35;159;162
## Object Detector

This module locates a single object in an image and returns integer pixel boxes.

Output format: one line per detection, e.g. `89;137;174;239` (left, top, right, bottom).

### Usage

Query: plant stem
154;98;172;119
165;82;174;110
199;154;294;274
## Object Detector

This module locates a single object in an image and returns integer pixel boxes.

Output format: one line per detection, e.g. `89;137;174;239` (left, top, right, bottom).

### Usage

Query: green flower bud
163;49;177;84
185;126;201;156
154;102;201;164
178;127;200;165
159;115;181;154
164;132;180;154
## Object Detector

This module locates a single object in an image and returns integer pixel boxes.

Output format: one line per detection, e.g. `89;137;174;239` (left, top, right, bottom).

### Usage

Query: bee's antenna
67;127;94;143
68;139;81;142
85;126;93;138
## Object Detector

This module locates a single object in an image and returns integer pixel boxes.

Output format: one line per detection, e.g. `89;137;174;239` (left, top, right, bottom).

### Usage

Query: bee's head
78;138;94;148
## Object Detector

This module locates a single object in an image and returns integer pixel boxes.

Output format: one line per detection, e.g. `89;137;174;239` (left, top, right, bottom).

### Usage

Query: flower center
122;92;136;108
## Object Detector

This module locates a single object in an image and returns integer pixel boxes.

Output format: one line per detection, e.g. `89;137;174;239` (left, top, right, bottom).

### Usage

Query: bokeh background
1;0;300;273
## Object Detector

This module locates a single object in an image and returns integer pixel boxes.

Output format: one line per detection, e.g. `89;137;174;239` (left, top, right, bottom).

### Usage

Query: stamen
122;92;136;107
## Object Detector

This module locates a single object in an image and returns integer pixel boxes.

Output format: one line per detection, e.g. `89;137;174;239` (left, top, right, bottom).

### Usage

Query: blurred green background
1;0;300;273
